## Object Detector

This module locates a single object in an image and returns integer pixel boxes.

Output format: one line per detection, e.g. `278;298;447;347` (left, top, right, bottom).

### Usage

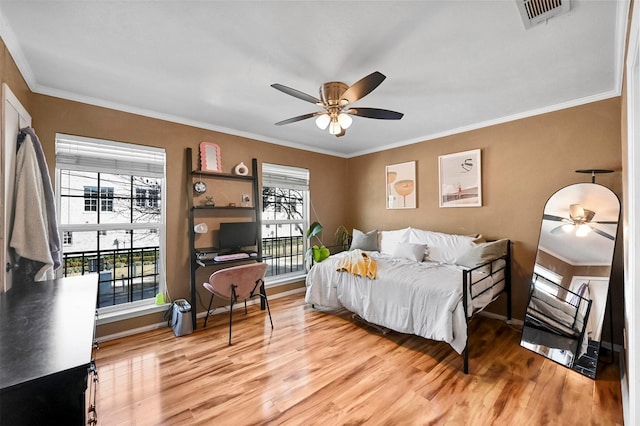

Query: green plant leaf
307;221;323;239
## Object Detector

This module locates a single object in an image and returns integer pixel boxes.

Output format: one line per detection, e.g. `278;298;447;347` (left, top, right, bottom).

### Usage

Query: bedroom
0;0;637;424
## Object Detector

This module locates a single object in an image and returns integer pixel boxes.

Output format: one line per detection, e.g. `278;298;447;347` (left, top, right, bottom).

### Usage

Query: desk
0;275;98;425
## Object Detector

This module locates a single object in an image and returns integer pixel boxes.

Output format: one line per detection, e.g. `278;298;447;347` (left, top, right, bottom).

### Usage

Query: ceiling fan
271;71;403;137
544;204;618;240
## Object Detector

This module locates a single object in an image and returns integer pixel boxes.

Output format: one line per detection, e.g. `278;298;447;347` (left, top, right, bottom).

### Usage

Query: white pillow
408;228;475;264
379;227;410;255
457;239;508;268
393;243;428;262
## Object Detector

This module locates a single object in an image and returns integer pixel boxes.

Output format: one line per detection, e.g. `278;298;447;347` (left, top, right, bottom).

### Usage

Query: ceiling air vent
516;0;571;29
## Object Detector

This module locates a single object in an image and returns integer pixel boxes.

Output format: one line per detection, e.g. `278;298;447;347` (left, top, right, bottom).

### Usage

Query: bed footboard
461;240;512;374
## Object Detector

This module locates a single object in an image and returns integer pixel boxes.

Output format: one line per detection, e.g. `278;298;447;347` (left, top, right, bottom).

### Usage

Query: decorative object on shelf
199;142;221;172
241;193;250;207
385;161;416;209
234;162;249;176
194;180;207;194
204;196;215;206
194;223;208;234
439;149;482;208
228;202;236;207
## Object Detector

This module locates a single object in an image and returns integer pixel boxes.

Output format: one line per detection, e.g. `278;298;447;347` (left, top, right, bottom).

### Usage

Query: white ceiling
0;1;628;158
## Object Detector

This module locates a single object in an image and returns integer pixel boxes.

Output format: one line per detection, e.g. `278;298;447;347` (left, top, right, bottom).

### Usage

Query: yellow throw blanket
336;249;377;279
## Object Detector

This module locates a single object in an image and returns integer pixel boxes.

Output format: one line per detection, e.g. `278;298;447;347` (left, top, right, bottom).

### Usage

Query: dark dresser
0;275;98;425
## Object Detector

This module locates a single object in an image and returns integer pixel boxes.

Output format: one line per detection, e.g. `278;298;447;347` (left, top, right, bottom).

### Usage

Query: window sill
97;302;171;325
265;272;306;288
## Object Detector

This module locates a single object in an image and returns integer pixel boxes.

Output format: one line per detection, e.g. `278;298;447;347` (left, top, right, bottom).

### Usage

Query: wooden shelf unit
186;148;261;329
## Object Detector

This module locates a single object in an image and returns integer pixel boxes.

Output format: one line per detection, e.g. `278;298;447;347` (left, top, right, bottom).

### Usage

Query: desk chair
202;262;272;344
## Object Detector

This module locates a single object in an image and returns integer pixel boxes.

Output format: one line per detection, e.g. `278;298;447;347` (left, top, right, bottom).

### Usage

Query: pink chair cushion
203;262;267;301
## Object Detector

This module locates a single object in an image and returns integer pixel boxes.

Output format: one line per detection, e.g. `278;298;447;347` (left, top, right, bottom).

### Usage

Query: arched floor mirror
520;178;620;379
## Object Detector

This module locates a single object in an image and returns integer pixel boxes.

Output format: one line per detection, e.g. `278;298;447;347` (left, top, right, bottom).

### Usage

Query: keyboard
214;252;251;262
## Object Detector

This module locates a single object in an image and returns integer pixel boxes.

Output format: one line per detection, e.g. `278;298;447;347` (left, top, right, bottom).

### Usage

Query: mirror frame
521;182;620;379
199;142;222;172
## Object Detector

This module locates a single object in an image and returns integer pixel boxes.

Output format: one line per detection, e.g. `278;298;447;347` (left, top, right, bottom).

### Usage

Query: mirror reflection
521;182;620;378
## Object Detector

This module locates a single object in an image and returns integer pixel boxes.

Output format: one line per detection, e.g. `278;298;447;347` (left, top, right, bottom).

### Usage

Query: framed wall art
386;161;416;209
438;149;482;208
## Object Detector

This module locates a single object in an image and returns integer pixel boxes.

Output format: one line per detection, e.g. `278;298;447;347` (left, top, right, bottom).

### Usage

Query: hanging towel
20;127;61;269
336;249;377;279
10;133;55;281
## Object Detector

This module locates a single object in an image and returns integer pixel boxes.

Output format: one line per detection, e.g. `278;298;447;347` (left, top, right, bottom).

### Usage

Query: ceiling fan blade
335;129;346;137
550;225;568;235
543;214;570;222
583;209;596;222
590;226;615;240
593;220;619;224
275;113;318;126
340;71;386;105
348;107;404;120
271;83;323;105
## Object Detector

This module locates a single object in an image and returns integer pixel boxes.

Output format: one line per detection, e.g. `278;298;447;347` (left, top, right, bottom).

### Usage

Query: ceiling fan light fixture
329;119;342;135
337;112;353;129
561;224;574;233
315;113;331;130
576;224;592;237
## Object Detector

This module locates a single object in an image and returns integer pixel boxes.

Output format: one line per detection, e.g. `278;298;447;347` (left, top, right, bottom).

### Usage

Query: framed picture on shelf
438;149;482;208
386;161;416;209
199;141;222;172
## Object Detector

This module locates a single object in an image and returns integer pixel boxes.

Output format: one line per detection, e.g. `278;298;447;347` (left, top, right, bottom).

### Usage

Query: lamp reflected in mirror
521;181;620;379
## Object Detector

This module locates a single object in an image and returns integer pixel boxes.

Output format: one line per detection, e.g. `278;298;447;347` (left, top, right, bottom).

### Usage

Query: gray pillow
349;229;378;251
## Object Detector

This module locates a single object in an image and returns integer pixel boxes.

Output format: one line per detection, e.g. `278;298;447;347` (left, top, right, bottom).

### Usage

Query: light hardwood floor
95;292;623;425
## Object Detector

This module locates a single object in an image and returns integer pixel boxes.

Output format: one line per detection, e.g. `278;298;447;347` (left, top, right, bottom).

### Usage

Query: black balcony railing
262;235;305;277
62;235;306;309
61;246;160;308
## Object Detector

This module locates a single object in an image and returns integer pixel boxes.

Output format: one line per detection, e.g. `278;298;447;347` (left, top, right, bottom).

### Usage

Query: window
135;188;146;207
135;186;160;209
261;163;309;279
56;134;166;312
533;264;563;296
84;186;114;212
63;231;73;245
84;186;97;211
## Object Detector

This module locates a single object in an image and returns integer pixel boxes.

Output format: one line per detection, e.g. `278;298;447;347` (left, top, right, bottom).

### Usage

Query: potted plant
305;221;330;269
334;225;350;250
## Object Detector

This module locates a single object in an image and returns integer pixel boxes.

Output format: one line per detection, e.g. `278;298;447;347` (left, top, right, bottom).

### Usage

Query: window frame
55;134;167;314
261;163;310;281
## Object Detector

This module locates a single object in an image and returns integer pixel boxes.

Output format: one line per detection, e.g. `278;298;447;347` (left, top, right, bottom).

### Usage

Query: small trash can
170;299;193;337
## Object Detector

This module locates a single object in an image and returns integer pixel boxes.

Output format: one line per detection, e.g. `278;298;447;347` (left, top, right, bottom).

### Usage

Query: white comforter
305;251;504;354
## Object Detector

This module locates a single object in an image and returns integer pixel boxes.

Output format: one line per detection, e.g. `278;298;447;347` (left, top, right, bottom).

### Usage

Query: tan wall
347;98;623;323
0;38;32;115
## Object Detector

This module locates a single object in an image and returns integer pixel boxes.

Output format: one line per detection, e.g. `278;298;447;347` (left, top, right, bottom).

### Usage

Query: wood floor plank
95;293;623;425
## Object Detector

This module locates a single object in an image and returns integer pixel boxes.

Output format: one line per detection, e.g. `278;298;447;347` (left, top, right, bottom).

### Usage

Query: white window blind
262;163;309;190
533;264;563;284
56;134;165;178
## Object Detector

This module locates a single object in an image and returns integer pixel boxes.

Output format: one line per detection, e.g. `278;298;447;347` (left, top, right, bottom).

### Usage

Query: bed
305;227;511;373
523;277;592;358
